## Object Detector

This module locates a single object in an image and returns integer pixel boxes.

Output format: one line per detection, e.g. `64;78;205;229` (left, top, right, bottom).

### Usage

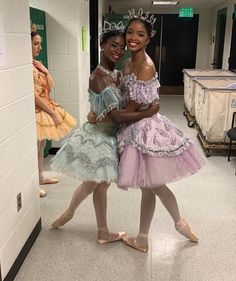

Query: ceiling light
152;1;179;5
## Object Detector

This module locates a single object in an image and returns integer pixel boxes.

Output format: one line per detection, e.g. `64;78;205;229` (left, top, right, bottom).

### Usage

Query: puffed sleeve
89;86;121;121
127;73;160;104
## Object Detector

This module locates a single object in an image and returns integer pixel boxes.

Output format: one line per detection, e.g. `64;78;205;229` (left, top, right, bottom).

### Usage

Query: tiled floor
15;96;236;281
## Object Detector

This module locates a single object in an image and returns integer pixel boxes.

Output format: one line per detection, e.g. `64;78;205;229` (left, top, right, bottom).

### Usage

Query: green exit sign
179;8;193;17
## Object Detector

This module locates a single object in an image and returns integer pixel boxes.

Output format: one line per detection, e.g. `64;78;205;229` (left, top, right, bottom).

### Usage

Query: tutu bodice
120;73;160;109
33;65;76;141
89;86;122;121
51;85;121;183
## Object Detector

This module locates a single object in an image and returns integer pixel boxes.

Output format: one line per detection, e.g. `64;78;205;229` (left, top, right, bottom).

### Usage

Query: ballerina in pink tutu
116;9;205;253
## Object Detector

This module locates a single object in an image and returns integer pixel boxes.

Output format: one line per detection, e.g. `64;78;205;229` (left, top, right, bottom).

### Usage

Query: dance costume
117;73;205;189
51;86;121;183
33;66;76;141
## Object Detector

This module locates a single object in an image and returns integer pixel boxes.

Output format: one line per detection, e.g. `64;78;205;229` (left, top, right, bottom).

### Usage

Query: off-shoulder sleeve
89;86;121;121
127;73;160;104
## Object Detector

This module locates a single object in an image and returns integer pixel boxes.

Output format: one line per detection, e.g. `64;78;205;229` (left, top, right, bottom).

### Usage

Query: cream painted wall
0;0;40;279
195;9;211;69
29;0;90;147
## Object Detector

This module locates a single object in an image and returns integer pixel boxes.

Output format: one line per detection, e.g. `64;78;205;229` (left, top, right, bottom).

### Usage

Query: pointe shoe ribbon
121;234;148;253
97;231;126;244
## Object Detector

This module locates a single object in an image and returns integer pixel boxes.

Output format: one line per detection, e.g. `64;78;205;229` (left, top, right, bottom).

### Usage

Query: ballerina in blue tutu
51;22;158;244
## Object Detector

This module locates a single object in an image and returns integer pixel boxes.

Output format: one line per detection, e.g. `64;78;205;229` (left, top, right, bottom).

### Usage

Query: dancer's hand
147;102;160;117
51;112;63;126
87;111;97;124
33;60;49;75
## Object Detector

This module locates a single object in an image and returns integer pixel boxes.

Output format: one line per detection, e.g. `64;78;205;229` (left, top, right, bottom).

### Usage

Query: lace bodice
120;73;160;107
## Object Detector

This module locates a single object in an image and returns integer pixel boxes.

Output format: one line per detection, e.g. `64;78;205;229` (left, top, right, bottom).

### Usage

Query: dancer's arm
108;102;159;123
87;102;159;124
33;60;54;92
35;96;62;125
88;71;159;123
34;69;62;125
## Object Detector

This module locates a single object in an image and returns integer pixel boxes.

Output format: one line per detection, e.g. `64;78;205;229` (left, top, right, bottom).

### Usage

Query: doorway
212;8;227;69
89;0;99;72
147;14;199;94
229;5;236;72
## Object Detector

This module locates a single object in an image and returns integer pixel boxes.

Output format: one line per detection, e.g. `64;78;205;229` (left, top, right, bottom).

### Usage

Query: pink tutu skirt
118;144;205;190
117;114;205;190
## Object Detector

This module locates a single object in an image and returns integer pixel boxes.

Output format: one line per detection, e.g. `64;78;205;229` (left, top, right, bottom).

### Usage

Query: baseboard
3;218;42;281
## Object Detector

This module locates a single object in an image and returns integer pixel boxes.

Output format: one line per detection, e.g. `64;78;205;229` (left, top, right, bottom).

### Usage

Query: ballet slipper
97;230;126;244
51;209;74;229
39;188;47;197
40;178;58;185
175;218;199;243
121;234;148;253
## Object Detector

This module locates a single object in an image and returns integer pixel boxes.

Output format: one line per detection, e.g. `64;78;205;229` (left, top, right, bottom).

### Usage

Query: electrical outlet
17;193;22;212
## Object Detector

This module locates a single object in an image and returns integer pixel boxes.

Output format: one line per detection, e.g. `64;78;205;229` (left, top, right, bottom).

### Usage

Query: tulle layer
51;122;119;183
36;106;77;141
118;144;205;190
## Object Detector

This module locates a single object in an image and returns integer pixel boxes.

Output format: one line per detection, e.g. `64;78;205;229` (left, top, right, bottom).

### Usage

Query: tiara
101;21;125;35
128;8;156;27
31;22;37;32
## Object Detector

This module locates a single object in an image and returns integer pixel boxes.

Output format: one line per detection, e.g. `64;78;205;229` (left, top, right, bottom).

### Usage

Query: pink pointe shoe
97;229;126;244
39;188;47;197
40;178;58;185
121;233;148;253
175;218;199;243
51;209;74;229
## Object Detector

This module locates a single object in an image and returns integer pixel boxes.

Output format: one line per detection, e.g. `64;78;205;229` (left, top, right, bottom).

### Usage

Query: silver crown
128;8;156;27
102;21;125;35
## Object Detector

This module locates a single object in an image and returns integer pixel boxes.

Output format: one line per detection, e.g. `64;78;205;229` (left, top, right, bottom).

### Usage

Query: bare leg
38;140;46;184
38;139;58;186
152;185;198;242
122;185;198;252
52;181;97;228
93;182;125;243
122;188;155;253
37;140;47;197
151;185;181;223
93;182;109;230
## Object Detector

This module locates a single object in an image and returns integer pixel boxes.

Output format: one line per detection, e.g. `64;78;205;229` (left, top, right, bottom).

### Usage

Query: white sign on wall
0;14;6;66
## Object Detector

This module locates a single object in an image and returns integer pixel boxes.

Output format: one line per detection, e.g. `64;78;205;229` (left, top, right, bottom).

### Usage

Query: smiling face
101;34;126;64
31;34;42;58
125;19;150;52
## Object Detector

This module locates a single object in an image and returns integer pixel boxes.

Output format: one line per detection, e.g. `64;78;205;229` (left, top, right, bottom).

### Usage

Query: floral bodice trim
33;66;50;98
121;73;160;104
89;86;121;121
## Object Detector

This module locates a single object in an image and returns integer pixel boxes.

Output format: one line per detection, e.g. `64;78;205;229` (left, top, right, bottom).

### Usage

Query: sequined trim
118;138;192;157
64;149;118;174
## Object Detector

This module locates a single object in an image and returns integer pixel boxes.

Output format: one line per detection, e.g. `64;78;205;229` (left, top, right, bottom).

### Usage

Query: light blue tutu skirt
51;122;119;183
